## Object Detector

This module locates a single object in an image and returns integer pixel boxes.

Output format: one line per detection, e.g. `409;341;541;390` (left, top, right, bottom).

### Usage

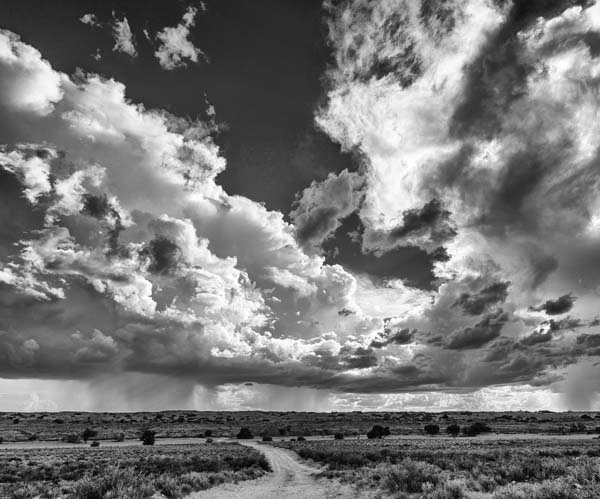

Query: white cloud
155;6;205;70
0;30;63;115
80;13;100;27
112;17;137;57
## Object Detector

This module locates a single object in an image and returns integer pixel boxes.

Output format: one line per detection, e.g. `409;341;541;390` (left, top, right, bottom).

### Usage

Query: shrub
446;424;461;437
82;428;98;443
204;429;213;438
90;440;100;447
115;432;125;442
297;435;306;441
334;433;344;440
206;437;214;443
367;425;391;439
72;467;155;499
237;427;254;439
141;429;156;446
493;479;576;499
424;482;466;499
262;435;273;442
381;459;442;494
424;424;440;436
63;433;82;443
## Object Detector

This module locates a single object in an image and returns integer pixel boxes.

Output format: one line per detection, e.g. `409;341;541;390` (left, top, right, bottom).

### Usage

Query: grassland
1;410;599;442
0;441;269;498
272;437;600;498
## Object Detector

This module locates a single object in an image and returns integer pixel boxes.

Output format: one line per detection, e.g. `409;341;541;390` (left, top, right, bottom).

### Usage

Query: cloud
530;293;577;315
80;13;100;27
290;169;364;252
155;6;205;70
0;30;63;115
445;310;509;349
453;281;510;315
112;17;137;57
2;0;600;410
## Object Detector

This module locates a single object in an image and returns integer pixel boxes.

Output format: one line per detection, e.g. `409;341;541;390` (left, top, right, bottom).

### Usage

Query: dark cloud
141;236;182;274
445;310;509;350
390;199;457;245
520;330;553;346
370;327;415;348
295;206;339;245
530;293;576;315
453;281;509;315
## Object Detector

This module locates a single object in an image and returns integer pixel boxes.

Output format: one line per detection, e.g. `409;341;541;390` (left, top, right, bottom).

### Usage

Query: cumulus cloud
0;30;63;115
530;293;577;315
290;169;364;252
2;0;600;410
453;281;510;315
112;17;137;57
155;6;205;70
445;310;509;349
80;13;100;27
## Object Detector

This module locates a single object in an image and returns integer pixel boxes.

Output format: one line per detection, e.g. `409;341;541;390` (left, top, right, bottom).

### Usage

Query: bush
381;459;442;494
72;467;155;499
367;425;391;439
205;437;214;443
334;432;344;440
424;424;440;436
140;429;156;446
63;433;82;443
204;429;213;438
262;435;273;442
297;435;306;441
237;427;254;439
493;479;576;499
90;440;100;447
424;482;466;499
446;424;461;437
82;428;98;443
115;432;125;442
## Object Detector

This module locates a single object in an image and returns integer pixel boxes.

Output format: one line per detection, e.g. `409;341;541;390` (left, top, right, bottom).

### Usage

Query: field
272;437;600;498
2;411;600;499
0;442;269;499
1;410;599;442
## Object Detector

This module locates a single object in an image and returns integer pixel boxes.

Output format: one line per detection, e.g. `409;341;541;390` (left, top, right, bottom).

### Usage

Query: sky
0;0;599;412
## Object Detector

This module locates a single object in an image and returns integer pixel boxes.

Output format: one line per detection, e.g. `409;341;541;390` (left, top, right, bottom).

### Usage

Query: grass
0;442;270;498
272;437;600;497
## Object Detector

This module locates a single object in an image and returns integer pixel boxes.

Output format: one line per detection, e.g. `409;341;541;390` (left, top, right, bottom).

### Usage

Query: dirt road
188;440;358;499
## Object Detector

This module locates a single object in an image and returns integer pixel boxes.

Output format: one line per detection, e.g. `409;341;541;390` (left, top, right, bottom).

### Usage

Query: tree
367;425;391;439
141;429;156;445
237;427;254;439
82;428;98;443
446;424;460;437
424;424;440;436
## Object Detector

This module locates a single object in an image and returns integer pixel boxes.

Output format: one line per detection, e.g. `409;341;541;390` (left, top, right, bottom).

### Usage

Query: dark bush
204;429;213;438
140;429;156;445
424;424;440;436
334;433;344;440
90;440;100;447
367;425;391;439
63;433;82;443
262;435;273;442
446;424;461;437
297;435;306;441
237;427;254;439
82;428;98;443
